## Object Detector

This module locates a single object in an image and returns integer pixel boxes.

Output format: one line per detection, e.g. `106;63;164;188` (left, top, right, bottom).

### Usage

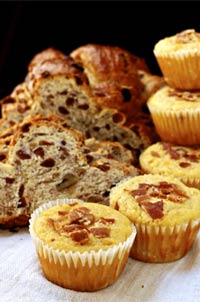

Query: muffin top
154;29;200;54
109;174;200;226
33;201;133;252
140;142;200;179
148;85;200;111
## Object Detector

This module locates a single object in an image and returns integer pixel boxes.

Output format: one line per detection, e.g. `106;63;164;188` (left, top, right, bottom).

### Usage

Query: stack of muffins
140;29;200;189
110;29;200;264
29;30;200;292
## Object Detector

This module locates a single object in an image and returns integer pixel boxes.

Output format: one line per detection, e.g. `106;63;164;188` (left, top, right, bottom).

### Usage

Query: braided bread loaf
0;45;164;159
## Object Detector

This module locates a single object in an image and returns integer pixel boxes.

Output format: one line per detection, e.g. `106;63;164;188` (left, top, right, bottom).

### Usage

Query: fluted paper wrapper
149;109;200;145
29;198;136;292
181;177;200;190
130;219;200;263
154;50;200;90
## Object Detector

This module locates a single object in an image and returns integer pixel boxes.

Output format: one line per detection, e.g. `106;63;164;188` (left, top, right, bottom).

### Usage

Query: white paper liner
181;177;200;189
29;198;136;269
149;109;200;145
154;50;200;89
131;218;200;262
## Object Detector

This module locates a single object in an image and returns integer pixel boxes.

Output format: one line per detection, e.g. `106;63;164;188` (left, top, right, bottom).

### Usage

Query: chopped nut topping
70;229;89;244
89;227;110;238
58;210;69;216
62;224;85;233
161;142;199;163
51;205;114;244
76;207;91;214
69;209;83;224
98;217;115;224
179;162;191;168
168;88;200;102
78;213;95;226
69;208;95;226
130;181;188;219
176;29;200;43
136;195;151;204
142;201;164;219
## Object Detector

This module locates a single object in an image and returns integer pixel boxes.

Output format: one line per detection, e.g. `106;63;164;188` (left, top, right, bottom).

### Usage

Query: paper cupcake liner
181;177;200;189
154;50;200;90
29;198;136;291
130;218;200;263
149;109;200;145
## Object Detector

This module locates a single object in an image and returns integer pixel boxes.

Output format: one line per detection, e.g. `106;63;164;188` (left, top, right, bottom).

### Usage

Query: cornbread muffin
109;174;200;263
140;141;200;189
154;29;200;90
29;199;136;292
147;85;200;145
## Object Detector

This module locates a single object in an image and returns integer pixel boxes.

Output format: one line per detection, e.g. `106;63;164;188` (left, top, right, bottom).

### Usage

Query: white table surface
0;227;200;302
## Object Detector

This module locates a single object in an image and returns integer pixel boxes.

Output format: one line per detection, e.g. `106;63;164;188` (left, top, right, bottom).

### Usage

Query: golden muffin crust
109;174;200;225
153;29;200;90
154;29;200;53
148;85;200;111
147;85;200;145
140;142;200;187
33;201;133;252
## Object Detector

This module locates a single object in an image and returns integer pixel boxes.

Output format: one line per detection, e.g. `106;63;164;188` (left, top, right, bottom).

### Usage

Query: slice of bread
0;115;140;228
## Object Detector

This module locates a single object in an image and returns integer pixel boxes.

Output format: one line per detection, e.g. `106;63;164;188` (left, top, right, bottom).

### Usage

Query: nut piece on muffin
109;174;200;263
153;29;200;90
29;198;136;292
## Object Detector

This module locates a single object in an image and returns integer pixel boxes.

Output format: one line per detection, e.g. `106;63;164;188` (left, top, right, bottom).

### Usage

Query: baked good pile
0;44;163;228
111;29;200;265
2;31;200;292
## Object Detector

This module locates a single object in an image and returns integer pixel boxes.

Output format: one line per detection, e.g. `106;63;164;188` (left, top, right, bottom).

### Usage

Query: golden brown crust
71;44;149;83
0;45;158;163
27;57;90;92
71;44;148;114
28;47;66;72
